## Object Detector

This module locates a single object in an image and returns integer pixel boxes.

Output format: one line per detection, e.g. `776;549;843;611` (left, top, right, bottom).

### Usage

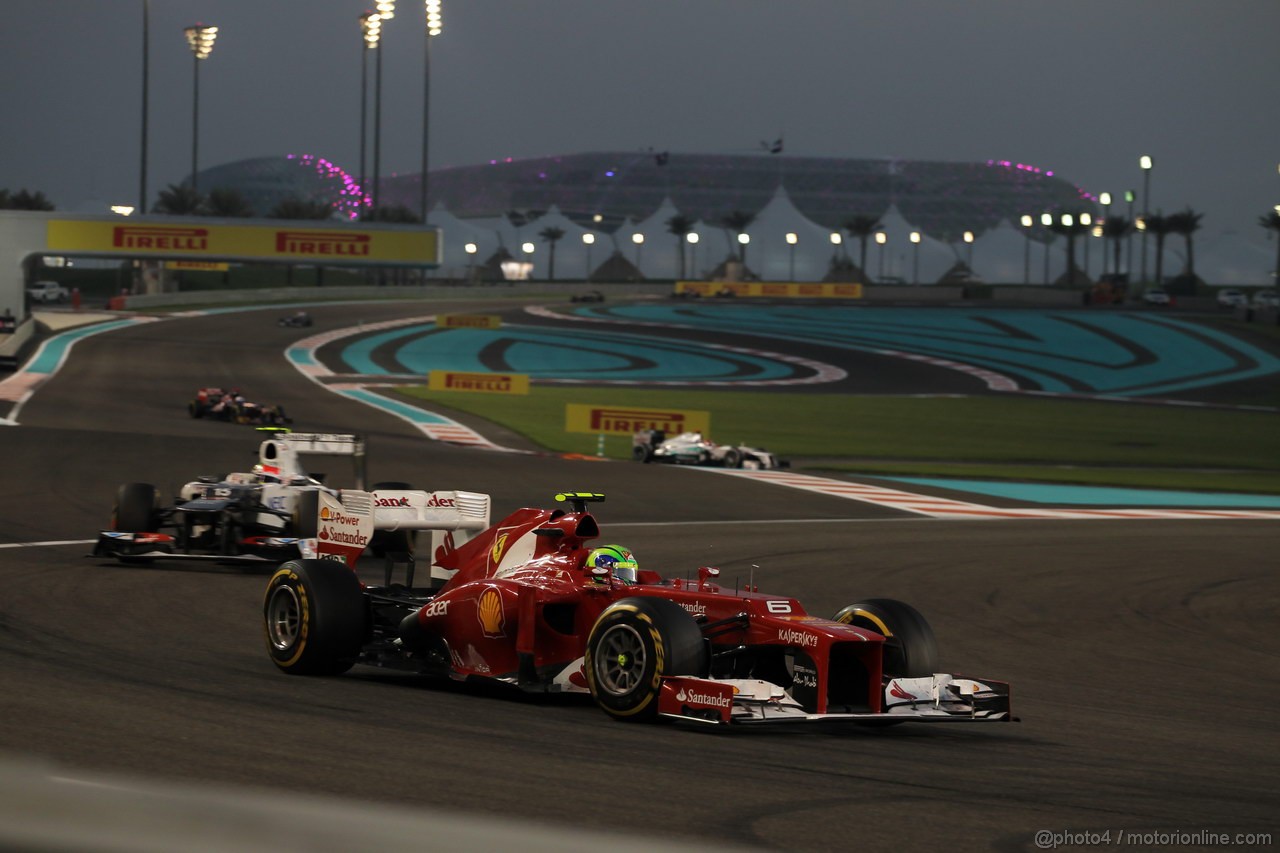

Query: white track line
699;468;1280;520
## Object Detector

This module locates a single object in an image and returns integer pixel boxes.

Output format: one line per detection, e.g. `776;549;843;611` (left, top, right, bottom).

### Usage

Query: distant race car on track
94;432;491;567
632;429;788;469
278;310;313;328
262;492;1014;728
188;387;292;426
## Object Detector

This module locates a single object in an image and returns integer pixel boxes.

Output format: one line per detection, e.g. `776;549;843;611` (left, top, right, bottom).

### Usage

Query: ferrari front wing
657;673;1014;725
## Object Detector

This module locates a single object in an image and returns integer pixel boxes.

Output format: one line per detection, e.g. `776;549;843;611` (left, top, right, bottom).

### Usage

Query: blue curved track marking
883;477;1280;508
338;323;794;382
576;305;1280;397
27;320;140;374
337;387;456;425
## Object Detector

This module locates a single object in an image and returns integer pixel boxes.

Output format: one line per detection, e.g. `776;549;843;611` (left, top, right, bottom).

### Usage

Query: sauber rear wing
259;431;368;488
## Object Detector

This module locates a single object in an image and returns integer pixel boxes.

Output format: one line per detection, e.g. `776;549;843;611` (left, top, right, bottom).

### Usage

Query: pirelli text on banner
565;404;711;436
428;371;529;395
437;314;502;329
44;219;439;265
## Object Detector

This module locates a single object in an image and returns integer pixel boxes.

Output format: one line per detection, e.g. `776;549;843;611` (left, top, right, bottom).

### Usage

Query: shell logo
320;506;331;520
490;532;509;567
477;588;505;638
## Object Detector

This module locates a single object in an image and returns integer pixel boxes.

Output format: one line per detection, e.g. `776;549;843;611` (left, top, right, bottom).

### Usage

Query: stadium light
1020;215;1034;283
582;232;595;281
358;12;381;199
686;231;699;280
140;0;151;211
1040;213;1053;285
464;241;477;279
1140;154;1153;285
910;231;921;286
785;232;798;280
632;232;645;274
371;1;395;217
183;23;218;193
420;0;443;221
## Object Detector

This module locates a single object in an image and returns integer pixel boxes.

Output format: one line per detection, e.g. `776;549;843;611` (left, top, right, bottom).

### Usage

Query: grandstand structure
199;151;1095;241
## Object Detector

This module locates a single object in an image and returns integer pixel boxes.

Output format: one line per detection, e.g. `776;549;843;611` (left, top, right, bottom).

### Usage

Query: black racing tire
834;598;938;678
585;597;708;722
631;445;653;463
722;448;742;469
113;483;160;533
188;401;202;419
263;559;367;676
291;490;320;539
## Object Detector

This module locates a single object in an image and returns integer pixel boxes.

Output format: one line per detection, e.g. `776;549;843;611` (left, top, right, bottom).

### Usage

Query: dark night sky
2;0;1277;245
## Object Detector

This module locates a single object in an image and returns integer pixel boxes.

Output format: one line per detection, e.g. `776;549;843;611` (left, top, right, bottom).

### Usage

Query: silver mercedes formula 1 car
632;430;788;469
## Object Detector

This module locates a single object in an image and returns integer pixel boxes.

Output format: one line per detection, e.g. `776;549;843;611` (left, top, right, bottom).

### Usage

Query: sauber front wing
657;674;1015;725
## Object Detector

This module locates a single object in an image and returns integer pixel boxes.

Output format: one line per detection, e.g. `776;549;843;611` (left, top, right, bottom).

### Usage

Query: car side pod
655;674;1016;726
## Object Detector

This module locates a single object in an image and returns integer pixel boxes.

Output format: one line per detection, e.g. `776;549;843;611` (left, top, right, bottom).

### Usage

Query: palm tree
1260;210;1280;286
152;183;205;215
1144;212;1174;287
269;197;335;220
539;226;565;280
666;214;694;279
721;211;755;263
205;188;255;218
1101;216;1132;280
842;214;883;279
1166;207;1204;283
0;188;55;210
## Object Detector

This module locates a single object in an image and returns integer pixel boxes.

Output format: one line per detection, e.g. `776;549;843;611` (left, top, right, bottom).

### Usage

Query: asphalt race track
1;299;1277;852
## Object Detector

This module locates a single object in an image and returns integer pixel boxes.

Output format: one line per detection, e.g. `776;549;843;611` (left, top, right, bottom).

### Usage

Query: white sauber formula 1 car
92;432;490;572
632;430;788;470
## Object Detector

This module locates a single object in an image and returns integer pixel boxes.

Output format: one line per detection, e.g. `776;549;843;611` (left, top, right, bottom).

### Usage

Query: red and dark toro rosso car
264;493;1013;727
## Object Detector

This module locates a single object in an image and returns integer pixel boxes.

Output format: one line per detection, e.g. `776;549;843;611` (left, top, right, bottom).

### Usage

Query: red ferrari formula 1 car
263;493;1013;727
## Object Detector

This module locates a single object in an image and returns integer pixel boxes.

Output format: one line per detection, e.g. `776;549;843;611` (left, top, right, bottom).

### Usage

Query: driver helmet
586;545;639;584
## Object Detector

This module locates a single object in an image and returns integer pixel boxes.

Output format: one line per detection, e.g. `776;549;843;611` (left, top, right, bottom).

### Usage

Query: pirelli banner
437;314;501;329
565;404;711;436
428;371;529;395
674;281;863;299
45;219;439;266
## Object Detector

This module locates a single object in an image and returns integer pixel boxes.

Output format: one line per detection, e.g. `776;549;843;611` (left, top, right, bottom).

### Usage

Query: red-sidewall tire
584;597;707;722
263;559;366;676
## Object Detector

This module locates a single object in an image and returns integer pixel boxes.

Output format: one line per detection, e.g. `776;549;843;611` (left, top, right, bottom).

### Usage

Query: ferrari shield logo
490;532;509;567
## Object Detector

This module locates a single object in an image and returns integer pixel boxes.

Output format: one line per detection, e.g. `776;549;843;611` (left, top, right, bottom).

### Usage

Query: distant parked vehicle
1251;290;1280;309
1141;289;1172;306
27;281;68;304
1215;289;1247;308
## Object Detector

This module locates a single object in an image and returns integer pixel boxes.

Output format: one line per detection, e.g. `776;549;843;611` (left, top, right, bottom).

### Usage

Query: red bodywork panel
417;506;886;710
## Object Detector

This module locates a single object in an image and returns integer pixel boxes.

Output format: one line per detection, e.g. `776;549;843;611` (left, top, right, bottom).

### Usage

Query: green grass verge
394;386;1280;494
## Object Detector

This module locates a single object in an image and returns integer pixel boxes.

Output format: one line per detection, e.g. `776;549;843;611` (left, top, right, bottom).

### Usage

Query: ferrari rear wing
313;489;492;584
